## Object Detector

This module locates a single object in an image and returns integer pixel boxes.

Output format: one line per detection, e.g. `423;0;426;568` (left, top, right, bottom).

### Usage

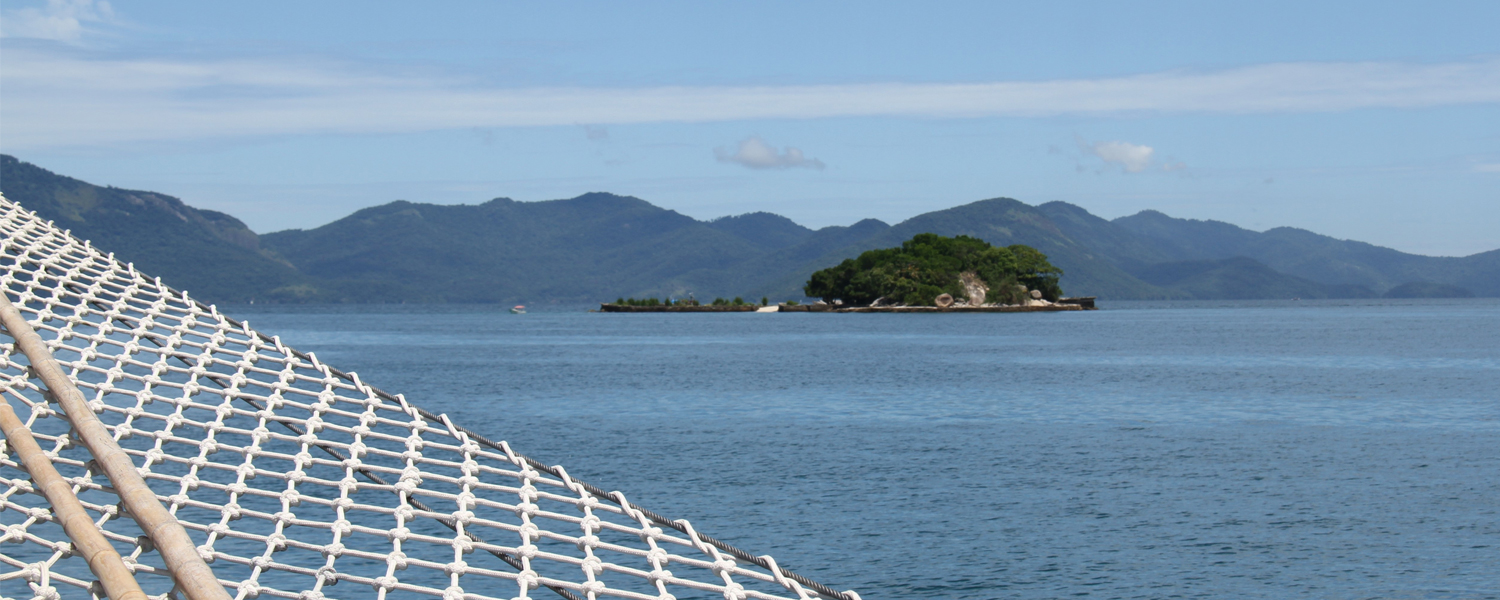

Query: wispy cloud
4;47;1500;149
1083;140;1156;173
581;124;609;141
1475;163;1500;173
715;136;825;170
0;0;115;43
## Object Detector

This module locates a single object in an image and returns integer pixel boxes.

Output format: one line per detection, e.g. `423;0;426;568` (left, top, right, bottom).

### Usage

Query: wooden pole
0;296;231;600
0;400;149;600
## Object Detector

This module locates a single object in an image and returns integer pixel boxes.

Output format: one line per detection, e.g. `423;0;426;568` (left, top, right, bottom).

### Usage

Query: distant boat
510;305;526;314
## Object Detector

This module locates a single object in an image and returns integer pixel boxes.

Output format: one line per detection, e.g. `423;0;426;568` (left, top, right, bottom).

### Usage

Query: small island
599;234;1095;313
800;233;1093;311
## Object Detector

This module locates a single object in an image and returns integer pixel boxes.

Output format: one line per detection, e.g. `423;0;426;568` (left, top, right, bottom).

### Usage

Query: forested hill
0;155;309;300
1109;210;1500;297
258;194;813;303
2;154;1496;303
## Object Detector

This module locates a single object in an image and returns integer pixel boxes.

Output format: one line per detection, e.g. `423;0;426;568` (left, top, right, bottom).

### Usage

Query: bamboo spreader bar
0;399;148;600
0;295;231;600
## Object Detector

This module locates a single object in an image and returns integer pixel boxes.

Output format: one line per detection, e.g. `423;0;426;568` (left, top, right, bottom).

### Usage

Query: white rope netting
0;195;856;600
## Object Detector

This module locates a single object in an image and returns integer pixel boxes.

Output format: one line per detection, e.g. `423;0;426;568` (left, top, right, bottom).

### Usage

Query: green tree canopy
804;233;1063;306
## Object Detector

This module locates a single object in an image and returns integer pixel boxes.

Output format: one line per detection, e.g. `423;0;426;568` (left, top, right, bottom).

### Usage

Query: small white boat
510;305;526;314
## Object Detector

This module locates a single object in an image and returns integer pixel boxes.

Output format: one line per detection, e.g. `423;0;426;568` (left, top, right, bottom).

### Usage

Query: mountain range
2;154;1495;304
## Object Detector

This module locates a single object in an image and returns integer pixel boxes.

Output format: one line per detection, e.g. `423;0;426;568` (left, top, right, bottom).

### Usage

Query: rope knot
514;501;539;518
647;568;674;584
456;491;476;510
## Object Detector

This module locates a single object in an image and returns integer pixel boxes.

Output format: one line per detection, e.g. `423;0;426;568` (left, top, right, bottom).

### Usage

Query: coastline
599;297;1097;313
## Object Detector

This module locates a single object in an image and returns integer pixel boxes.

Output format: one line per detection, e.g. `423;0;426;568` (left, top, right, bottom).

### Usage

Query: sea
196;300;1500;598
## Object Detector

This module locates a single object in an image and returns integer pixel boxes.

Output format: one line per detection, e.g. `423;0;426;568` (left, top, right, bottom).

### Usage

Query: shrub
620;297;666;306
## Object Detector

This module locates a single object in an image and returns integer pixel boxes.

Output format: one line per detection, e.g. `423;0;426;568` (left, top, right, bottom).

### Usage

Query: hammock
0;195;857;600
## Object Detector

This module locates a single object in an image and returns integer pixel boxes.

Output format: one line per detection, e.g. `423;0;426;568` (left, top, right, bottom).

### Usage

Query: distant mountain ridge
259;194;781;302
0;155;310;300
1111;210;1500;296
705;212;813;250
2;154;1495;303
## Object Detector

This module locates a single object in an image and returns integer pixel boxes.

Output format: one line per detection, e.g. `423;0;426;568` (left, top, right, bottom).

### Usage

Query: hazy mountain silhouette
0;155;308;301
1113;210;1498;297
3;154;1495;303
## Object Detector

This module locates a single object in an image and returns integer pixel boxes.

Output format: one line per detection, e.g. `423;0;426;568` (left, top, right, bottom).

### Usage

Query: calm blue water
226;299;1500;600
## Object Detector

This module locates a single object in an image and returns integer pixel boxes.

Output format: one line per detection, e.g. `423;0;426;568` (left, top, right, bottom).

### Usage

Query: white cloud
3;48;1500;149
715;136;825;170
0;0;114;43
1083;140;1155;173
1476;163;1500;173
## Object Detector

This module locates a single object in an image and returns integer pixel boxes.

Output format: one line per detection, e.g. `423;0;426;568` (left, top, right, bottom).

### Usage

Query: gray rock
959;271;989;305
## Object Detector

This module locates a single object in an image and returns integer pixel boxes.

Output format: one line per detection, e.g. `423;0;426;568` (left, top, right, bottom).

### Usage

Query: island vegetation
804;233;1064;307
614;296;764;307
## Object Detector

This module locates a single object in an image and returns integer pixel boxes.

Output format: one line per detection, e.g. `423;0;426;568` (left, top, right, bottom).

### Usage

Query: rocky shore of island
598;298;1095;313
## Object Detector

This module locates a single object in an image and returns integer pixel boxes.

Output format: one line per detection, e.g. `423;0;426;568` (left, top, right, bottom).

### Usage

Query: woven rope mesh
0;195;852;600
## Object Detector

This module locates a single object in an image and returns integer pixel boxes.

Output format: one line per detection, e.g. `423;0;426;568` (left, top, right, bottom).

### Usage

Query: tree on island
803;233;1064;306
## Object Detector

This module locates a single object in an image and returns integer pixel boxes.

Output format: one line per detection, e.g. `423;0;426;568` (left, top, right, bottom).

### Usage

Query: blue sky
2;1;1497;255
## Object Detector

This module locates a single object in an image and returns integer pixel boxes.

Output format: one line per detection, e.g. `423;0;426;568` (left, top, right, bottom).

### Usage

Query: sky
2;1;1497;256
